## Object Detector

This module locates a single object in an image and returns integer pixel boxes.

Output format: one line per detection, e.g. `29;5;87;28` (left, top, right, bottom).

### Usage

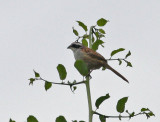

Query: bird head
67;42;83;52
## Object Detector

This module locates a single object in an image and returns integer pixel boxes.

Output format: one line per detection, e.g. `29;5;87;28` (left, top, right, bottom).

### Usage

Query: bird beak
67;45;71;49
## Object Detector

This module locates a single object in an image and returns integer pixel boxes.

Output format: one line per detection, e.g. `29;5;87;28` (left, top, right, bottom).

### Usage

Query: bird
67;42;129;83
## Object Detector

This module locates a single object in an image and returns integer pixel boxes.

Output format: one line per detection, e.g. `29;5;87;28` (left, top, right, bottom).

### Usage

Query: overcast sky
0;0;160;122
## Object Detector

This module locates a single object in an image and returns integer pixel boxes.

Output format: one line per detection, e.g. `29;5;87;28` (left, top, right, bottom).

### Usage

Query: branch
93;111;145;119
106;58;127;62
34;77;85;86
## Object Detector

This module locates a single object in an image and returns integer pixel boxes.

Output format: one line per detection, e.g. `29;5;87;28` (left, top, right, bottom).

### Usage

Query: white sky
0;0;160;122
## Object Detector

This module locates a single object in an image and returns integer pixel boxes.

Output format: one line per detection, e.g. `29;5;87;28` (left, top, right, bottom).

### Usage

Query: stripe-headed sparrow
67;42;129;83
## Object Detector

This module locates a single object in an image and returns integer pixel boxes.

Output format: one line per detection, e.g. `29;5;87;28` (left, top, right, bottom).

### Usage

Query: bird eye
72;44;81;48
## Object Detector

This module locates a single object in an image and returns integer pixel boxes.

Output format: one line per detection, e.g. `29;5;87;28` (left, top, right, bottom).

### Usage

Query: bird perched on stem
67;42;129;83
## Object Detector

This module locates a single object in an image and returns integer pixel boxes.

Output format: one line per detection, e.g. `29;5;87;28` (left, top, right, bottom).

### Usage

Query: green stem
85;76;93;122
85;26;94;122
89;26;94;48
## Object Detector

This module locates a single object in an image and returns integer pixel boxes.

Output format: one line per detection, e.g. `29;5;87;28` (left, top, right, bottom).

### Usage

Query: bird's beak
67;45;71;49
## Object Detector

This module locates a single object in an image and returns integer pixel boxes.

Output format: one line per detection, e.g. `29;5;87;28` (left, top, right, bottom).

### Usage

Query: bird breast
73;49;84;60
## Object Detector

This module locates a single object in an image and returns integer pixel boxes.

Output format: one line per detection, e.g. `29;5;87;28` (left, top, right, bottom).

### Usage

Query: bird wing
82;47;107;62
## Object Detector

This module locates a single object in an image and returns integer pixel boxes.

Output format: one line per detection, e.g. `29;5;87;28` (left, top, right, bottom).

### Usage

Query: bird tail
104;63;129;83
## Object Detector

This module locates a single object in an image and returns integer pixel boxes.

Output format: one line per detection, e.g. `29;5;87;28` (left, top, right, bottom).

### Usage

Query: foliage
11;18;154;122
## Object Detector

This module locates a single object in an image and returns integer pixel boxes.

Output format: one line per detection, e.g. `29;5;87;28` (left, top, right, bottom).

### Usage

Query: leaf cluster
26;18;155;122
29;60;88;93
72;18;109;51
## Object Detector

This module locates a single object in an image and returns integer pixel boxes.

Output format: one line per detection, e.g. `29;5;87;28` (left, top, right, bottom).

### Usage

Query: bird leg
85;70;93;79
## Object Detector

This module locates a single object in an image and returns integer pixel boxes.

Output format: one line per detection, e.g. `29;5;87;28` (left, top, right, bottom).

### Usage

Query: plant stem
84;26;94;122
85;76;93;122
89;26;94;48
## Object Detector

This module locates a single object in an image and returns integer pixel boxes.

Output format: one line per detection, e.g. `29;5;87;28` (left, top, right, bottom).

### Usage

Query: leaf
83;34;89;39
74;60;88;76
99;29;106;34
95;32;99;38
9;119;16;122
29;78;35;85
82;38;88;47
72;27;79;36
73;86;77;92
118;59;122;65
111;48;125;57
99;115;106;122
116;97;128;113
92;40;104;51
57;64;67;80
141;108;150;112
97;18;108;27
95;94;110;109
33;70;40;77
130;112;135;118
27;115;38;122
45;81;52;91
126;61;132;67
56;116;67;122
125;51;131;59
99;34;105;39
148;112;155;116
70;86;77;93
79;121;85;122
76;21;88;31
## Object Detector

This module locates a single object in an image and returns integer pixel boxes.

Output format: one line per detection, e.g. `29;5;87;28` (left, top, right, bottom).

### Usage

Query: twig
106;58;127;62
93;111;145;119
37;77;85;86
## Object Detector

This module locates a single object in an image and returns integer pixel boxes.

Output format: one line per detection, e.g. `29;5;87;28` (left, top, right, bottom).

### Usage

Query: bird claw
86;70;93;79
85;74;92;79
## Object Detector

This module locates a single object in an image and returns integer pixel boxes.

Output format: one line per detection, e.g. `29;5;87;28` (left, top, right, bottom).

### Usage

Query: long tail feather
105;64;129;83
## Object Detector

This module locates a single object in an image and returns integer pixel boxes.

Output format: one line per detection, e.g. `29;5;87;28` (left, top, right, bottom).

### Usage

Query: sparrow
67;42;129;83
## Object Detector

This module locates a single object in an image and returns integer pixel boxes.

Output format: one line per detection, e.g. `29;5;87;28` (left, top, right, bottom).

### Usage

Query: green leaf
95;32;99;38
141;108;150;112
99;29;106;34
125;51;131;59
118;59;122;65
116;97;128;113
130;112;135;118
95;94;110;109
9;119;16;122
99;115;106;122
33;70;40;77
57;64;67;80
74;60;88;76
56;116;67;122
97;18;108;27
45;81;52;91
148;112;155;116
29;78;35;85
99;34;105;39
83;34;89;39
73;86;77;92
27;115;38;122
92;40;104;51
72;27;79;36
76;21;88;31
72;120;77;122
82;38;88;47
79;121;85;122
126;61;132;67
110;48;125;57
70;86;77;93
